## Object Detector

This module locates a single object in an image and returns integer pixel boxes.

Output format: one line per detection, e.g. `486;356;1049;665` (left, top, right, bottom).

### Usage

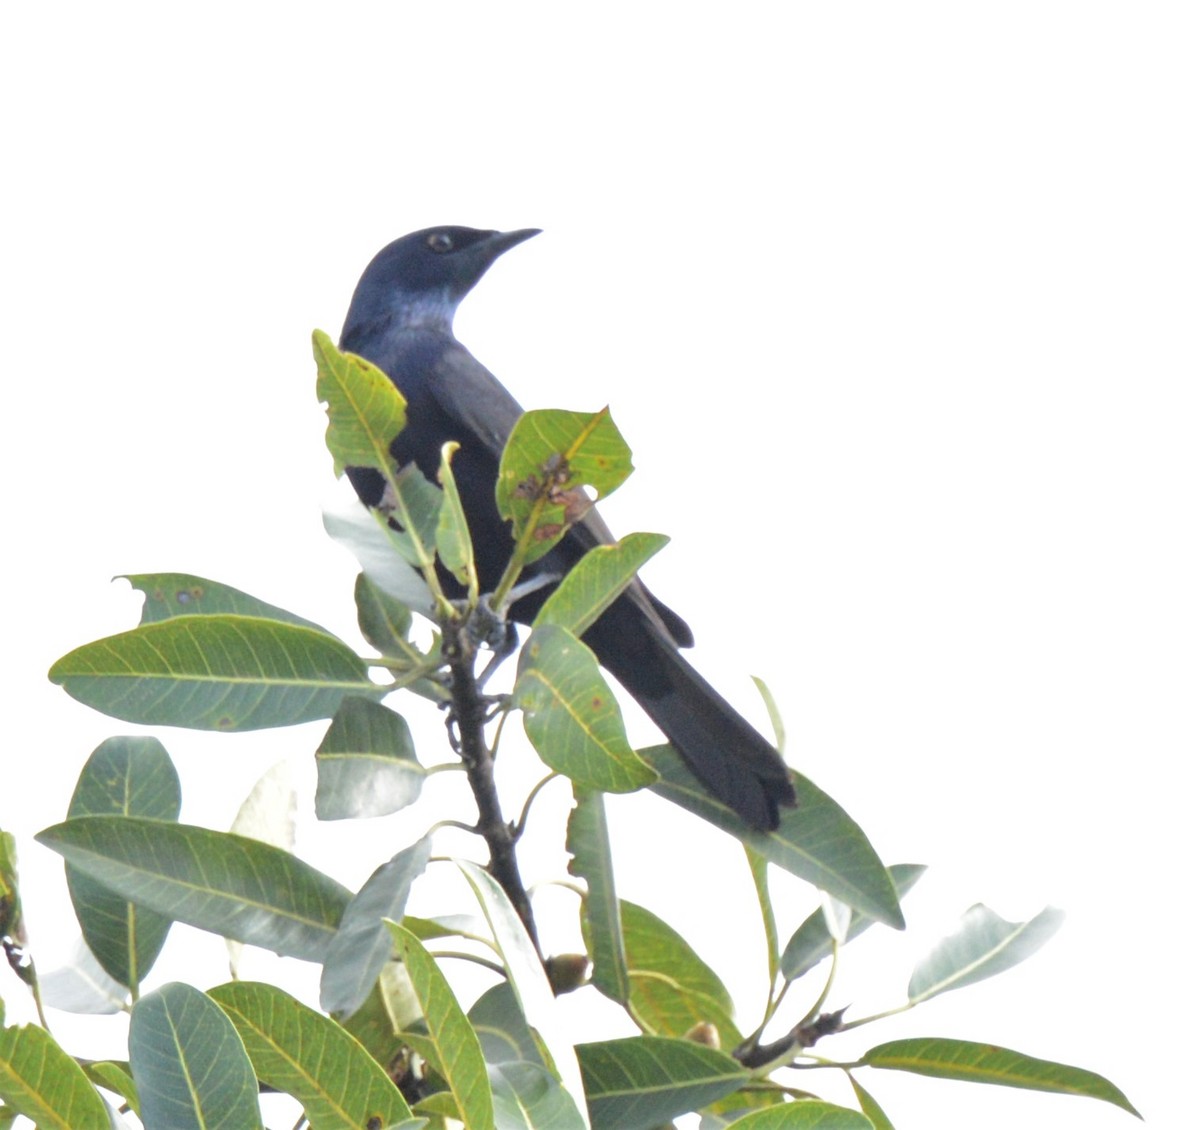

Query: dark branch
735;1008;849;1070
443;623;541;958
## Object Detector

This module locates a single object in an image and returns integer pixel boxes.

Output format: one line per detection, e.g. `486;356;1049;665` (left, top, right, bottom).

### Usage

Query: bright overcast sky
4;5;1195;1127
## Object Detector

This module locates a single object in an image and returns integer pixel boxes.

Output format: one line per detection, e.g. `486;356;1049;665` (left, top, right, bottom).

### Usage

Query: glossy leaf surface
620;901;738;1048
567;791;628;1003
129;982;263;1130
577;1036;746;1130
516;625;654;792
534;532;669;637
863;1038;1139;1116
0;1025;110;1130
907;903;1064;1003
124;572;326;631
389;922;493;1130
66;736;179;988
38;816;350;961
50;615;378;731
209;980;413;1129
782;864;925;981
490;1062;588;1130
725;1103;873;1128
641;746;902;928
320;838;432;1016
314;329;407;476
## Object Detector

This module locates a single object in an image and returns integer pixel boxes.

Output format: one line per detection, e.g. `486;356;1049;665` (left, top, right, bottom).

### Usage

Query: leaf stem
838;999;914;1032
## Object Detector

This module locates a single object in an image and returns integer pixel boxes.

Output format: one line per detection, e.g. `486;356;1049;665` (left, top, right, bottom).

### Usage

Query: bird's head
343;226;540;336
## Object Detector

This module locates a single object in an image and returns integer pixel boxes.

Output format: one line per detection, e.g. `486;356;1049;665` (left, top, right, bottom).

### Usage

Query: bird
338;226;796;830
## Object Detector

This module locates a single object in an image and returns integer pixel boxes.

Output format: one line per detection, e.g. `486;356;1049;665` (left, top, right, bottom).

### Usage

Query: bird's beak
488;228;541;255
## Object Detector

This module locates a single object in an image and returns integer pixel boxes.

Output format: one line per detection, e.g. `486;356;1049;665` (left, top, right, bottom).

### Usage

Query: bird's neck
390;289;459;333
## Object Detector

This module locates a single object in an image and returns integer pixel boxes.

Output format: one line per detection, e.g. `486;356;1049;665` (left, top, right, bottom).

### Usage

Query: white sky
3;4;1195;1127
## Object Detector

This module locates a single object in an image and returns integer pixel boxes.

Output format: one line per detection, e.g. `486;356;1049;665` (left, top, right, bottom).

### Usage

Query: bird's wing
429;343;525;461
429;344;693;648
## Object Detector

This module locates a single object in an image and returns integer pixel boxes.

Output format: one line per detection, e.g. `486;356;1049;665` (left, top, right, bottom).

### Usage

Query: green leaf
209;981;414;1129
781;865;925;982
490;1061;588;1130
458;862;588;1121
388;922;493;1130
315;697;426;820
66;736;179;989
338;968;422;1073
325;507;435;617
726;1102;873;1128
129;982;263;1129
533;532;669;637
320;838;433;1017
567;791;629;1003
749;676;786;755
226;760;298;977
699;1090;787;1125
39;937;127;1015
437;441;476;591
908;904;1064;1004
228;759;296;851
379;463;446;571
469;982;542;1066
621;901;739;1049
123;572;327;632
352;573;445;703
49;615;379;731
861;1038;1140;1117
0;1024;111;1130
0;832;25;946
848;1076;895;1130
83;1061;139;1117
497;407;633;564
515;625;655;792
398;913;486;943
744;847;779;987
355;572;414;653
641;746;903;928
577;1035;747;1130
314;328;407;477
36;816;350;961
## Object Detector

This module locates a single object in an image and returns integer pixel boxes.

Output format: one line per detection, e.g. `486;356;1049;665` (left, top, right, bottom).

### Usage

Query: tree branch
443;625;541;959
735;1008;848;1070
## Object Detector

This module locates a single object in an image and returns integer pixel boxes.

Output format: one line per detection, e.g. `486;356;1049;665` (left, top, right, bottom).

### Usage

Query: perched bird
339;226;795;830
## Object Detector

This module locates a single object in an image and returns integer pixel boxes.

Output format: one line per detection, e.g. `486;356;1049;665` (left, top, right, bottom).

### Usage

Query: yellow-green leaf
388;922;492;1130
515;625;654;792
534;532;669;637
0;1025;110;1130
497;407;633;565
862;1038;1140;1117
209;981;413;1129
313;329;407;477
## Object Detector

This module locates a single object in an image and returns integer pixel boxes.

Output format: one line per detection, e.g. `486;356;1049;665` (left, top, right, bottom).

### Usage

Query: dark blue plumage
339;226;795;829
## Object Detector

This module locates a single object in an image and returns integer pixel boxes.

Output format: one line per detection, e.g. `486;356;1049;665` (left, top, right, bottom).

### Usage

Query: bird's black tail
583;603;796;830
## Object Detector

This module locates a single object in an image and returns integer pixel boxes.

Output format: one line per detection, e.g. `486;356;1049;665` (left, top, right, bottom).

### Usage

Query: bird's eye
426;232;454;253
